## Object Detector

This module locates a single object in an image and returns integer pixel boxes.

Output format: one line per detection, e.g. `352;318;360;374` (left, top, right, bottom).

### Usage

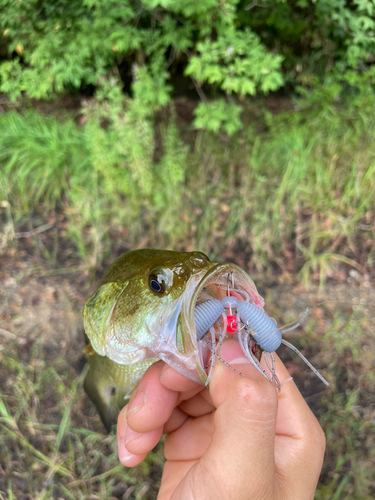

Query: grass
0;96;374;281
0;270;374;499
0;336;164;499
263;283;375;499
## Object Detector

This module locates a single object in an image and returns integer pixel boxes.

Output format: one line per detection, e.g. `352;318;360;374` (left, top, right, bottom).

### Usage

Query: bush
1;0;375;134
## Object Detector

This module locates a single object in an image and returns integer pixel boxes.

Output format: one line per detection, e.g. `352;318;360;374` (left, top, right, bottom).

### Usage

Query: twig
29;265;84;277
245;1;267;10
191;78;208;104
0;328;16;340
15;222;54;239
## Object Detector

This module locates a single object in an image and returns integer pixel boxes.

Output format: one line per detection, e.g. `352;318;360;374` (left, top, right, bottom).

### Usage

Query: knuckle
232;376;277;421
238;374;277;405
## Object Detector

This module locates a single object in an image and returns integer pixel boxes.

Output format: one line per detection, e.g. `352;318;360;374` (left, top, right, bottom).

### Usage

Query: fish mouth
180;263;265;385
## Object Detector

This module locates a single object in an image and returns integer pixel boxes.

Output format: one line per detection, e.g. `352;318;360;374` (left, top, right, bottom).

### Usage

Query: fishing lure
194;275;329;389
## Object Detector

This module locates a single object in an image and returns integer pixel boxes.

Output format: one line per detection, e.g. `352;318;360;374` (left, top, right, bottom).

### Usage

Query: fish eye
148;274;165;294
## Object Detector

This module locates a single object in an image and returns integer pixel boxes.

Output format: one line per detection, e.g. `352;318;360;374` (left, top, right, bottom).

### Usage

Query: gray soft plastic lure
194;279;329;389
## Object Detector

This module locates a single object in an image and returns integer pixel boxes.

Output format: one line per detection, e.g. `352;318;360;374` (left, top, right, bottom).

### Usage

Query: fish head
83;249;264;385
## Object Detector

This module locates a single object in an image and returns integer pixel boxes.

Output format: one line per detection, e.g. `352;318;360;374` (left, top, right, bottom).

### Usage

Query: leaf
193;100;242;136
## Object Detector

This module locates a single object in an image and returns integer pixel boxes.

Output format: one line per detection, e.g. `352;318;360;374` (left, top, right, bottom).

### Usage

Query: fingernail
230;356;252;365
160;365;173;386
160;364;172;379
119;447;137;464
127;388;147;416
125;426;142;446
219;341;251;365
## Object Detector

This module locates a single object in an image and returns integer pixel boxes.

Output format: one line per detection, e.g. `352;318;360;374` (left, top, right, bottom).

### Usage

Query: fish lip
180;263;264;384
190;263;264;312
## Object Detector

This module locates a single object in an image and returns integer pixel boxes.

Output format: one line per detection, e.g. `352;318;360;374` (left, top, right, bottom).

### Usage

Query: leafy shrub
2;0;374;134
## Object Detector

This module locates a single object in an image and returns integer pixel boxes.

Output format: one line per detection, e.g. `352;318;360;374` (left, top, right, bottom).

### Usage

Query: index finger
126;360;202;433
125;361;178;433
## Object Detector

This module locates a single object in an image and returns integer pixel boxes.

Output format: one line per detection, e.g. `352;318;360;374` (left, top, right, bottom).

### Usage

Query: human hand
117;339;326;500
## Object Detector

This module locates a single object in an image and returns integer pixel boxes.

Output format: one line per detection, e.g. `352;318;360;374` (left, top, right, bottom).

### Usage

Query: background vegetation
0;0;374;499
1;0;375;279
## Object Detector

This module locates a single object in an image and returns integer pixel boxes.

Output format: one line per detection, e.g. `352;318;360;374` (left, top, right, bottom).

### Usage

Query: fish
82;249;264;431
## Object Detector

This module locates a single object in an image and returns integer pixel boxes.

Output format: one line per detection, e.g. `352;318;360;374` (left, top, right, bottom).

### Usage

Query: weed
1;97;375;281
0;338;163;499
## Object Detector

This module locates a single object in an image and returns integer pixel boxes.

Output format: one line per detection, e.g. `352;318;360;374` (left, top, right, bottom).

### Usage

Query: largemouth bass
83;249;264;430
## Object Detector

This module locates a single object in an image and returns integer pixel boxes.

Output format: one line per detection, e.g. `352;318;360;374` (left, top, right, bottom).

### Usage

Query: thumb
203;340;278;500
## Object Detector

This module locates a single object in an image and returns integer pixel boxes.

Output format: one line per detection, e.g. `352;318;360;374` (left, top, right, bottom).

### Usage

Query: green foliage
243;0;375;85
185;28;283;95
1;100;374;278
194;100;242;135
0;110;91;209
1;0;374;273
82;78;156;199
2;0;374;134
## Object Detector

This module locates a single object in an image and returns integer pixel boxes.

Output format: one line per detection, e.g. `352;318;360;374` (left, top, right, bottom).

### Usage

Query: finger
271;354;326;497
160;364;203;393
164;413;214;461
196;339;278;499
163;407;189;434
117;405;147;467
273;353;324;439
178;392;215;417
118;404;163;459
126;361;178;433
206;341;324;499
256;351;323;443
160;364;205;406
199;387;214;407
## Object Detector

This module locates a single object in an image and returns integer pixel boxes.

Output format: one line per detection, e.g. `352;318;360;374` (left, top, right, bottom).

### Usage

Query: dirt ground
1;251;374;499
